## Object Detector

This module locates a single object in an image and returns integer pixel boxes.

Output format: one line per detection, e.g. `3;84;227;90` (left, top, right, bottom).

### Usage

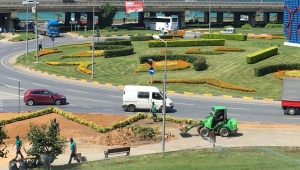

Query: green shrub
130;35;173;41
185;51;225;55
223;25;234;28
193;56;207;71
94;38;131;46
246;46;278;64
241;23;252;29
148;39;225;48
139;54;198;64
93;45;134;58
254;64;300;76
203;33;247;41
271;33;284;36
264;24;283;28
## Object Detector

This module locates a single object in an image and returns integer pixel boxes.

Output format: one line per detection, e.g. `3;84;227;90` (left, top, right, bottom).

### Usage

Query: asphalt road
0;33;299;124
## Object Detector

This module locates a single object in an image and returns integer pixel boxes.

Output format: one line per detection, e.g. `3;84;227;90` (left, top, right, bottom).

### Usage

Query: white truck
122;85;174;112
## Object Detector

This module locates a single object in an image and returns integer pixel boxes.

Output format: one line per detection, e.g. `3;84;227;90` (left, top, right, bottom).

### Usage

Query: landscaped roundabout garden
15;33;298;99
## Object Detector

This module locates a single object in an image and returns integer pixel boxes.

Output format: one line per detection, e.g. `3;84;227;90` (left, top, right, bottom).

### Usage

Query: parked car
220;28;236;34
23;88;66;106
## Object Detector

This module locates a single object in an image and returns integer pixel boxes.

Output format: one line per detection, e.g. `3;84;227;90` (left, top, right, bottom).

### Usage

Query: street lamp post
208;0;211;33
32;1;39;63
26;2;28;55
152;34;167;152
91;0;95;79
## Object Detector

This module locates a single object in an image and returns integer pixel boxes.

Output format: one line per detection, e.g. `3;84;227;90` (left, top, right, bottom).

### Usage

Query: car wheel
219;128;230;137
27;100;34;106
127;105;136;112
54;100;62;105
199;127;209;137
288;108;296;115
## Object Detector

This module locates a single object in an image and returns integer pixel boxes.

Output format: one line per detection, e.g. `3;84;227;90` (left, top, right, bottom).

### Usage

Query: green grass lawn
193;28;283;35
0;34;4;40
9;32;37;41
16;37;294;100
72;29;159;36
36;146;300;170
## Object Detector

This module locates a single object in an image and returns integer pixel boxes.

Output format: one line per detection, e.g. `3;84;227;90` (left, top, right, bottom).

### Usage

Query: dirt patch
238;122;300;129
73;113;129;127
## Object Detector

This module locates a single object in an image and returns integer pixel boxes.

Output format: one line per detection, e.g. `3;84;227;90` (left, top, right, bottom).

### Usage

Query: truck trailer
36;20;60;37
282;77;300;115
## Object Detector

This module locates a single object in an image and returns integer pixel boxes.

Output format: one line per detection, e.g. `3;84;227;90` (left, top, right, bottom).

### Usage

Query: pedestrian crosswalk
0;92;20;100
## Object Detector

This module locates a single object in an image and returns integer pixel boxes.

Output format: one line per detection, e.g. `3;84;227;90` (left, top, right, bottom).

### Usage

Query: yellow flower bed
135;60;191;72
185;48;201;54
58;42;91;47
34;49;63;57
61;50;104;58
158;49;172;55
45;61;94;74
248;35;286;40
274;70;300;80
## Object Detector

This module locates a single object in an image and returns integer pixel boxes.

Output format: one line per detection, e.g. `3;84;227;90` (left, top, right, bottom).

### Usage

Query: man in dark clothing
212;110;224;129
151;102;157;122
68;138;80;165
12;135;24;160
51;118;59;131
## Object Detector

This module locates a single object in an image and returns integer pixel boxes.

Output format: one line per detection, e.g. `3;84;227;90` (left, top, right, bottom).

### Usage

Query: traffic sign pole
148;67;155;84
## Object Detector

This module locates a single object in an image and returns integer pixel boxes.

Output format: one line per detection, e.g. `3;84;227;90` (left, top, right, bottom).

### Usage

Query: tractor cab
211;106;227;122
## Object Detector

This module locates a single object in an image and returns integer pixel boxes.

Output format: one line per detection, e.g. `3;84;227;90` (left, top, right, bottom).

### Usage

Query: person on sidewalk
68;138;80;165
3;28;6;35
151;102;157;122
12;135;24;160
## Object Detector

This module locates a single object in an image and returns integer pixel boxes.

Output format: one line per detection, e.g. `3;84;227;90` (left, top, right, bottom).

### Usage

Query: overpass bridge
0;0;284;31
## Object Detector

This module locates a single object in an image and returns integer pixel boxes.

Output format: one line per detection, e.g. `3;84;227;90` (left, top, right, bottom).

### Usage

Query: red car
23;88;67;106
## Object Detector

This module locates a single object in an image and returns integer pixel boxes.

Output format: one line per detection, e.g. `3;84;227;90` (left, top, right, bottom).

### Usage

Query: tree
0;125;8;145
56;13;63;21
98;3;117;29
31;13;40;20
227;12;232;19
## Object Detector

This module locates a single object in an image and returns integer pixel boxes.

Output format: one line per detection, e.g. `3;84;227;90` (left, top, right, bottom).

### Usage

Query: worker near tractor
12;135;24;160
212;110;224;130
151;102;157;122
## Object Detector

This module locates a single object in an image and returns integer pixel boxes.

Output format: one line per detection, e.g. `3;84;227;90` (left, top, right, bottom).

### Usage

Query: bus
144;16;178;31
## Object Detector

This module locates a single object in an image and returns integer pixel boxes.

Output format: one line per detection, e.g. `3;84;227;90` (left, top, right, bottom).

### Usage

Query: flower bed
151;78;255;92
185;48;225;55
274;70;300;80
213;46;245;52
248;35;286;40
34;49;63;57
61;50;104;58
58;42;91;47
158;49;172;55
45;61;93;74
135;60;191;72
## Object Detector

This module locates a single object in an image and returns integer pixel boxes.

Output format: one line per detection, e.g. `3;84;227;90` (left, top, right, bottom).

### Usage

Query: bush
203;33;247;41
264;24;283;28
241;23;252;29
93;45;134;58
213;46;245;52
139;54;198;64
246;46;278;64
193;56;207;71
130;35;173;41
254;63;300;76
224;25;234;28
94;38;131;46
148;39;225;47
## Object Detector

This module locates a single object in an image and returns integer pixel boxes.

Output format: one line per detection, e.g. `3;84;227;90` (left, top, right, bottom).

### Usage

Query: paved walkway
0;33;20;42
1;127;300;169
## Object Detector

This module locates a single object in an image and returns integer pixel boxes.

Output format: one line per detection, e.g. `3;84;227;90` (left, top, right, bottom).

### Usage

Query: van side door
137;91;150;109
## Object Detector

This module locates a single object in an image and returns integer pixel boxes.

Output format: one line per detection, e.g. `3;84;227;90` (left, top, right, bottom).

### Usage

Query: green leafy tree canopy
99;3;117;29
0;125;9;145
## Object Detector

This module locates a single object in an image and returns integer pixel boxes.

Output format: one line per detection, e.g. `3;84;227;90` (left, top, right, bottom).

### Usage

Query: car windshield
48;90;56;94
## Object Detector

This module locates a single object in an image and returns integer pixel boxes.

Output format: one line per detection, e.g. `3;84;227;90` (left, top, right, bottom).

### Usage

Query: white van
122;85;174;112
220;28;236;34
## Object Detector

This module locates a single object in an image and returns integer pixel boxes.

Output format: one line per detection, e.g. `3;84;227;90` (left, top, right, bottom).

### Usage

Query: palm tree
56;13;63;21
31;13;40;20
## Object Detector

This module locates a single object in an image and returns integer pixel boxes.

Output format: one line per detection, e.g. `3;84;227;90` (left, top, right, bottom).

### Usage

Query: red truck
282;77;300;115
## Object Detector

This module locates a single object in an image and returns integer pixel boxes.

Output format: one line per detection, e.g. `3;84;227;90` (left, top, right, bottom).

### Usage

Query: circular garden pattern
274;70;300;80
135;60;191;72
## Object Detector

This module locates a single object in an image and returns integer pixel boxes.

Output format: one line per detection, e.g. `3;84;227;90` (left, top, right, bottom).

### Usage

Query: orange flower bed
34;49;62;57
274;70;300;80
151;78;255;92
213;46;245;52
135;60;190;72
185;48;201;54
248;35;286;40
158;49;172;55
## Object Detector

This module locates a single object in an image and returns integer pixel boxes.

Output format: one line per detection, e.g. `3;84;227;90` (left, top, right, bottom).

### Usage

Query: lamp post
26;2;28;55
152;34;167;152
32;1;39;63
208;0;211;33
91;0;95;79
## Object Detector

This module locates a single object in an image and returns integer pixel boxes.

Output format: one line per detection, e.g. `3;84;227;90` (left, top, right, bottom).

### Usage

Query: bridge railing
0;0;284;2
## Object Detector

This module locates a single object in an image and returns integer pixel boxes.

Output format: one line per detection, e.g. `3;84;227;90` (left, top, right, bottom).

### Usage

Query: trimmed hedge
139;54;198;64
93;45;134;58
130;35;173;41
264;24;283;28
94;38;131;46
148;39;225;47
254;63;300;76
246;46;278;64
193;56;207;71
203;33;247;41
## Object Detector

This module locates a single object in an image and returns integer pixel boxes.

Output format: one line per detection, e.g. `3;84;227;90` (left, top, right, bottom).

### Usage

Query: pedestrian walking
3;28;6;35
12;135;24;160
38;42;42;51
151;102;157;122
68;138;80;165
51;118;59;131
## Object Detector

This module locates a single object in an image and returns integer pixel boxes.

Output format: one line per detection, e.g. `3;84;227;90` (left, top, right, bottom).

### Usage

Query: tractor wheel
199;127;209;137
288;108;296;115
219;128;230;137
197;126;203;135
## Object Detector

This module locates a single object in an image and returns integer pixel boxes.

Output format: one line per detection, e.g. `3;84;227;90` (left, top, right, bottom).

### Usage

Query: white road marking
82;106;92;108
85;99;110;103
12;47;21;49
68;104;78;106
66;89;89;93
103;109;114;111
109;95;122;98
33;83;49;87
228;107;250;111
0;92;18;96
7;77;20;81
282;117;300;120
2;85;24;91
0;50;6;52
227;114;240;116
175;103;194;106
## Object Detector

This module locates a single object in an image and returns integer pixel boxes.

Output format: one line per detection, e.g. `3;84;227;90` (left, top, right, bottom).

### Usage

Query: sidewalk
1;127;300;169
0;33;20;42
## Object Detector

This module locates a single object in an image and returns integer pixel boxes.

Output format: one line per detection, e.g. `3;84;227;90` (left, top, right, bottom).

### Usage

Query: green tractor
178;106;238;137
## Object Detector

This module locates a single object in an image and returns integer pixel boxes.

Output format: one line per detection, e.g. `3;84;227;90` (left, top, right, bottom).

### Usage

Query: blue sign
284;0;300;44
148;67;155;75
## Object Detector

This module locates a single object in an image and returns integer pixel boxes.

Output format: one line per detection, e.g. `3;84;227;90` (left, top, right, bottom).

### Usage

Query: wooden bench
104;147;131;159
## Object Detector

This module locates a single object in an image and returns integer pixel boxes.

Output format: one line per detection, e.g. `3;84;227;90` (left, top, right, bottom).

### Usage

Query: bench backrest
107;147;130;153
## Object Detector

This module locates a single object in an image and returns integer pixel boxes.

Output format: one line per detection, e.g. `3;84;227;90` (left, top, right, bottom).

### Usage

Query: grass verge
9;32;37;42
0;34;5;40
72;29;159;36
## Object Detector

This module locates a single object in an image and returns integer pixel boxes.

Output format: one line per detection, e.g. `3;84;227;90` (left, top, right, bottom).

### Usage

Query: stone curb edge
19;65;279;102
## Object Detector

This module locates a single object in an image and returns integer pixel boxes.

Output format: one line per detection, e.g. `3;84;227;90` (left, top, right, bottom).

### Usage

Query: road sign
69;21;77;24
148;67;155;75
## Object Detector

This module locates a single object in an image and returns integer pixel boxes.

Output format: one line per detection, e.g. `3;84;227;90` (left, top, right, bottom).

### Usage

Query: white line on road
227;114;240;116
175;103;194;106
228;107;250;111
282;117;300;120
2;85;24;91
85;99;110;103
33;83;49;87
7;77;20;81
103;109;114;111
0;92;18;96
0;50;6;52
66;89;89;93
109;95;122;98
68;104;78;106
12;47;21;49
82;106;92;108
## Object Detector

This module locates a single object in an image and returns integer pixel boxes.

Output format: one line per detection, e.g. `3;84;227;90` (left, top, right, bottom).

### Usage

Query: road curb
20;64;280;102
67;32;155;38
